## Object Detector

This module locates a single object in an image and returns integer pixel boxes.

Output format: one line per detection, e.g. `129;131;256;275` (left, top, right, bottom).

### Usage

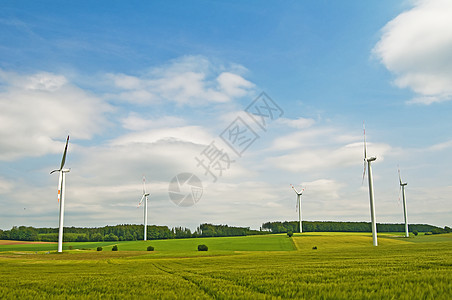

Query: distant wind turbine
398;168;409;238
50;136;70;253
138;176;150;241
362;123;378;246
291;184;304;233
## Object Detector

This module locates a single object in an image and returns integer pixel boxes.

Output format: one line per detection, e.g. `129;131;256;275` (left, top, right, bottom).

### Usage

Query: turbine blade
59;135;69;170
143;176;146;194
398;168;403;185
138;195;145;207
363;121;367;160
362;161;367;185
290;184;299;194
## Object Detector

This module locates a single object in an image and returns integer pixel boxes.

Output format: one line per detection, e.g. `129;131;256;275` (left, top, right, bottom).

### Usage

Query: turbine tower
50;136;70;253
291;184;304;233
398;168;409;238
138;176;150;241
362;123;378;246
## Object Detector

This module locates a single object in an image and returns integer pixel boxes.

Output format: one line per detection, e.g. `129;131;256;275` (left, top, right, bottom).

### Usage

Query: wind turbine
138;176;150;241
398;168;409;238
50;136;70;253
291;184;304;233
362;123;378;246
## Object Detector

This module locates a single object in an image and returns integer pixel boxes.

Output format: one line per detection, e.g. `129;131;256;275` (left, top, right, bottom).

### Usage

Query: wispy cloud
276;117;315;129
105;55;255;106
121;113;187;131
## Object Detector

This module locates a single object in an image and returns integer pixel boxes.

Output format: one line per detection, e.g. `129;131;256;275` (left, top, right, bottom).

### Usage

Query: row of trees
261;221;450;234
0;222;449;242
0;223;262;242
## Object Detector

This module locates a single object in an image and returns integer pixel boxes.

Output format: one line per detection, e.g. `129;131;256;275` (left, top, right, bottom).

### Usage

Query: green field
1;233;451;299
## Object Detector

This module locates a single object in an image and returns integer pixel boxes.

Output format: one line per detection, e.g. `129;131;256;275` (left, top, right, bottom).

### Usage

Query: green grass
0;233;451;299
116;234;296;252
0;234;295;253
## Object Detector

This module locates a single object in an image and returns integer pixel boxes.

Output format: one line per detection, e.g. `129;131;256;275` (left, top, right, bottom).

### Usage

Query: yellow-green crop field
0;233;451;299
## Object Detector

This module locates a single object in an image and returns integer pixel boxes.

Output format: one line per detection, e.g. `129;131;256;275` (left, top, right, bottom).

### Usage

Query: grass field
0;233;451;299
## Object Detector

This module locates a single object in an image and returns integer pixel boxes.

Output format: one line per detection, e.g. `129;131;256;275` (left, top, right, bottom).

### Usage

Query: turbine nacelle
398;168;407;186
290;184;304;195
366;156;377;162
50;168;71;174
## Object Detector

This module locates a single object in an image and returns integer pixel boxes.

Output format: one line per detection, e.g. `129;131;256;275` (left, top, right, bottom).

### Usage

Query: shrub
312;246;317;250
424;232;432;236
287;231;293;237
413;230;418;236
112;245;118;251
97;247;102;251
198;244;208;251
147;246;154;251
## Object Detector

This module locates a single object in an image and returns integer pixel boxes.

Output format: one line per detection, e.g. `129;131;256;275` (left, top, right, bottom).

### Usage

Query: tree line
0;223;263;242
0;221;449;242
261;221;451;234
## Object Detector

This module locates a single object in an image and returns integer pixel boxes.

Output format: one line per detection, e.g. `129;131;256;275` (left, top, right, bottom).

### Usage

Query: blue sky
0;0;451;230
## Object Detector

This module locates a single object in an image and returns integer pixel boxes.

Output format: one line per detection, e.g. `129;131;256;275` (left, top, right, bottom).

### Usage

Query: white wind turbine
398;168;409;238
362;123;378;246
138;176;150;241
50;136;70;253
291;184;304;233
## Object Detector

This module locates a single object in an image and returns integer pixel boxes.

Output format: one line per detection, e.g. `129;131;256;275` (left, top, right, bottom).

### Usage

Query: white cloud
105;55;255;106
270;141;391;173
111;126;214;147
373;0;452;104
276;117;315;129
0;70;112;161
0;177;14;194
217;72;254;98
426;140;452;152
121;113;186;131
300;179;344;200
267;124;391;173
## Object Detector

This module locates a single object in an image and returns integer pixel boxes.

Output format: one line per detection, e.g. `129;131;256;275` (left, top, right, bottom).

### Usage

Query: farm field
0;233;451;299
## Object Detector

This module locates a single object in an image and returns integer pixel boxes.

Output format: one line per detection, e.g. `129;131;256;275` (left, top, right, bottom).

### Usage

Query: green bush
198;244;208;251
97;247;102;251
413;230;418;236
112;245;118;251
287;231;293;237
147;245;154;251
424;232;432;236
